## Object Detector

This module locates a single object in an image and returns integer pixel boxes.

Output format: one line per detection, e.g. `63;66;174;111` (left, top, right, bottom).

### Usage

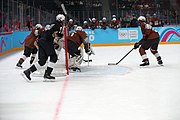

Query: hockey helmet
35;24;42;29
102;17;106;21
69;19;73;22
112;18;116;21
45;24;51;31
83;21;88;24
137;16;146;22
76;26;83;31
112;14;116;18
56;14;65;22
92;18;96;21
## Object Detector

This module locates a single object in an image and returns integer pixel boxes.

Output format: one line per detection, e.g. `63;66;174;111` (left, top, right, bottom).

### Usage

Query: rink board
0;26;180;56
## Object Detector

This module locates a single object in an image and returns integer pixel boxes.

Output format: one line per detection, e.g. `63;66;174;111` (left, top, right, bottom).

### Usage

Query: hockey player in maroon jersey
150;13;163;27
82;21;89;29
109;18;120;29
89;18;98;30
134;16;163;66
99;17;109;30
16;24;43;68
67;19;75;31
67;26;94;71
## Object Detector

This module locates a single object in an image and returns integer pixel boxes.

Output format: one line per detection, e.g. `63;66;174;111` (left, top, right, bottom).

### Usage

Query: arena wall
0;26;180;56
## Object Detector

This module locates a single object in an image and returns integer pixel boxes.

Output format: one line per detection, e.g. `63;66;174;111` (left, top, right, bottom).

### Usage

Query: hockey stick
83;59;92;62
108;48;134;65
61;4;67;15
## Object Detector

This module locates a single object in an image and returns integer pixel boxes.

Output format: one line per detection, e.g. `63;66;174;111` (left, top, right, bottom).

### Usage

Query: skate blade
69;67;81;72
21;73;31;83
158;64;164;66
43;78;56;82
15;66;25;69
139;65;150;68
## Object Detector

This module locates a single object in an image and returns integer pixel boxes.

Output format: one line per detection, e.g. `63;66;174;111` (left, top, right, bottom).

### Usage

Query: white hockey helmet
35;24;42;29
112;14;116;18
45;24;51;31
137;16;146;22
102;17;106;21
56;14;65;22
76;26;83;31
83;21;88;24
69;19;73;22
112;18;116;21
92;18;96;21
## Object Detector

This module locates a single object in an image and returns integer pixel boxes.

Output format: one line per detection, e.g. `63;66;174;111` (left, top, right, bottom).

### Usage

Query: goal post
64;26;69;75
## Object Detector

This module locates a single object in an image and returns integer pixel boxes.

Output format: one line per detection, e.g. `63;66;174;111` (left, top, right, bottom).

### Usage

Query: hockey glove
53;43;59;49
134;42;140;49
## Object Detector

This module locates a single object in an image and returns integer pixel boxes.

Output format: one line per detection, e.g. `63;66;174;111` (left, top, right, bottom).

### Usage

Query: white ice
0;44;180;120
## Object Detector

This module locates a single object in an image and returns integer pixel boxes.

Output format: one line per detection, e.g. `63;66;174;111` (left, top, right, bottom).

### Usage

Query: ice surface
0;44;180;120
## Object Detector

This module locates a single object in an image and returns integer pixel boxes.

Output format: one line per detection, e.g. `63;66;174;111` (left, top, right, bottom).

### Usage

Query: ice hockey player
109;18;120;29
134;16;163;66
82;21;89;29
67;26;94;71
22;14;65;81
16;24;43;68
89;18;98;30
99;17;109;30
150;13;163;27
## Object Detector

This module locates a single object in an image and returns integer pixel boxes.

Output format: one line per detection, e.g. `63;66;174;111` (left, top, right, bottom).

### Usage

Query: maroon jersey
110;20;120;29
89;21;98;29
150;17;162;27
140;22;159;40
67;31;87;47
24;28;42;48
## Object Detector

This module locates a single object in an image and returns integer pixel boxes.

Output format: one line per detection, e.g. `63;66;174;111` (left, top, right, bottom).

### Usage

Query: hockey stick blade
61;4;67;15
108;63;117;65
83;59;92;62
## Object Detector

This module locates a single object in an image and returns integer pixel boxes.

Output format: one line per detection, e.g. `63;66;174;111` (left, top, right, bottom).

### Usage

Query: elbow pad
34;30;39;36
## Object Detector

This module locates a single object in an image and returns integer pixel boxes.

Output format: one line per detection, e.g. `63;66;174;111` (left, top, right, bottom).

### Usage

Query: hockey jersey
24;28;43;48
140;22;159;40
67;31;87;47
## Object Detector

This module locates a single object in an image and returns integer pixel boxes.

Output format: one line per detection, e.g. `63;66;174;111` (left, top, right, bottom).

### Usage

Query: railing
0;0;56;32
1;0;179;32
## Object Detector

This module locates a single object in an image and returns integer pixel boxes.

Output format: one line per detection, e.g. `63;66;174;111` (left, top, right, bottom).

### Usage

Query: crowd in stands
67;13;165;31
0;0;179;32
0;11;174;32
110;0;164;10
61;0;102;11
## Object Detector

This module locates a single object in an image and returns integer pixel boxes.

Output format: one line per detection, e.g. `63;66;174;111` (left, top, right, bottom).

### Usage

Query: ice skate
157;57;163;66
16;63;23;68
21;69;32;82
43;68;55;82
140;60;149;66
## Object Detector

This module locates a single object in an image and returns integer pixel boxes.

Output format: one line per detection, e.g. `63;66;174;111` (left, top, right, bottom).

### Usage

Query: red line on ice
53;76;69;120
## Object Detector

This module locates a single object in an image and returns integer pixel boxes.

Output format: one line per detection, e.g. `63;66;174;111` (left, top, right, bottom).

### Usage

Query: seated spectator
89;18;98;30
150;13;163;27
99;17;109;30
109;18;120;29
82;21;89;29
68;19;75;31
